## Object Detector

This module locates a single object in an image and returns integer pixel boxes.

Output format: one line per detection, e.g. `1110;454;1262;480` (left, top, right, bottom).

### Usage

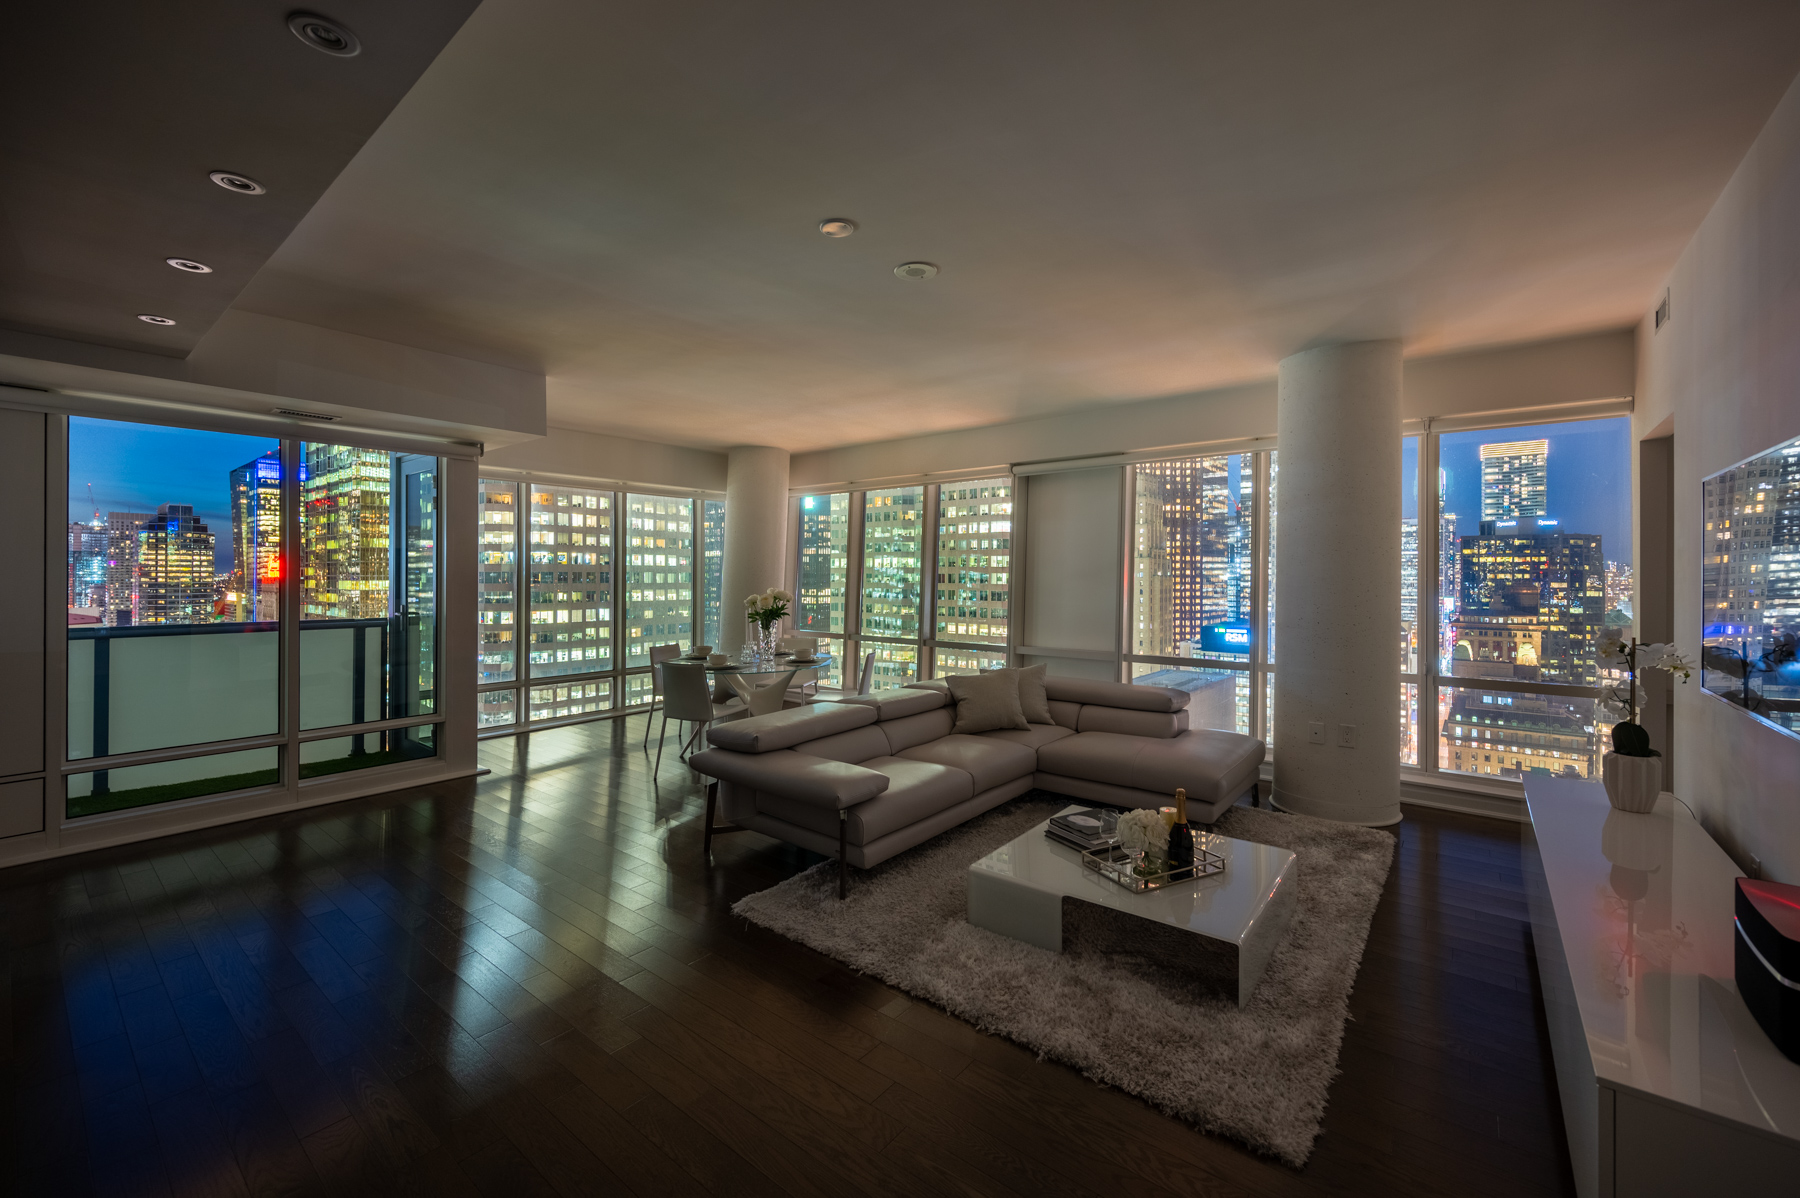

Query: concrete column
1272;341;1403;826
721;446;790;655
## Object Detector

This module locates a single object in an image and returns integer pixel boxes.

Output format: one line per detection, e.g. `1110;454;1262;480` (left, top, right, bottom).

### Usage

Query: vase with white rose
743;589;792;663
1597;631;1693;813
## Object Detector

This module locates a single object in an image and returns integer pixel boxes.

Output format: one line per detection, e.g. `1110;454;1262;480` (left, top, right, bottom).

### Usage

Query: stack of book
1045;807;1119;852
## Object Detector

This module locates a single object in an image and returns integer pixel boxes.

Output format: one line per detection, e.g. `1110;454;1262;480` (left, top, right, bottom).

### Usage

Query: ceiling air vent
271;407;340;422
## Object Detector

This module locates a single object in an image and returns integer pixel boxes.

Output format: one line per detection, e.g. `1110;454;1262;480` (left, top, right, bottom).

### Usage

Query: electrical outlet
1337;723;1357;748
1308;721;1325;745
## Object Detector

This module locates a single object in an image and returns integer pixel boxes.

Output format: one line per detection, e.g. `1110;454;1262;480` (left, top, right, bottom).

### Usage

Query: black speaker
1735;877;1800;1064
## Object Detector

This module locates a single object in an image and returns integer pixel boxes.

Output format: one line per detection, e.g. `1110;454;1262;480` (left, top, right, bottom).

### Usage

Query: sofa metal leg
838;810;848;901
704;782;717;856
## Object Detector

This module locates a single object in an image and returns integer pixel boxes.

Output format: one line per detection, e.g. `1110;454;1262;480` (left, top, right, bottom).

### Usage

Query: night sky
68;417;278;572
1402;416;1632;566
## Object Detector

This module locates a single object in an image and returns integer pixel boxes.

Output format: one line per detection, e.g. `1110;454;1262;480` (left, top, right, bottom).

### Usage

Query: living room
3;3;1799;1195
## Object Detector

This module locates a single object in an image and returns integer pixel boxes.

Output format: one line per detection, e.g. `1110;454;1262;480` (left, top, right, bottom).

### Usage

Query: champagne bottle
1167;788;1194;869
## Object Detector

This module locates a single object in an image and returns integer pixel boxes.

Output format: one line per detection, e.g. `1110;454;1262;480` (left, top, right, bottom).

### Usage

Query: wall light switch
1337;723;1357;748
1308;721;1325;745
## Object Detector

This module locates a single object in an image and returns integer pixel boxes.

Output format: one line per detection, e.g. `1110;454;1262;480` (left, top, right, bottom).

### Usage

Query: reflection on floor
0;716;1575;1196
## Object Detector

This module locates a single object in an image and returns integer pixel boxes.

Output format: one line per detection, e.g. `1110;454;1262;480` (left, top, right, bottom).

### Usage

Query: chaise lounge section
688;675;1264;896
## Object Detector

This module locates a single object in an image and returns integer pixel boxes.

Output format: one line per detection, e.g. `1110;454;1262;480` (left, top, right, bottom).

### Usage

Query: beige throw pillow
946;671;1029;734
1013;663;1051;724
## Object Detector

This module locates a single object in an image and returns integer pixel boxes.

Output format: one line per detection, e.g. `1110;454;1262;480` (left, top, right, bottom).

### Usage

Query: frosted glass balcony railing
68;619;416;761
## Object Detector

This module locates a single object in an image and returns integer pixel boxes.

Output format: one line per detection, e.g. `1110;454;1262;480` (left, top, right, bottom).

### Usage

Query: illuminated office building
1442;691;1595;778
136;504;216;625
624;494;692;666
527;486;611;678
797;493;850;635
1133;456;1251;656
1451;517;1605;686
478;480;518;685
68;519;109;616
1401;517;1418;664
1479;439;1548;521
861;488;922;642
228;450;282;621
301;444;390;619
104;510;154;626
1704;451;1790;632
935;479;1012;644
702;499;725;647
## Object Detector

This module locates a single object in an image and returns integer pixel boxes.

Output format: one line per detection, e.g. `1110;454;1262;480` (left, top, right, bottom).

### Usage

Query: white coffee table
967;806;1298;1007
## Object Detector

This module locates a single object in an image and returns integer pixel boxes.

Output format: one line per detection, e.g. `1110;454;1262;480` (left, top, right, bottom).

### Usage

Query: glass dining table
679;652;833;702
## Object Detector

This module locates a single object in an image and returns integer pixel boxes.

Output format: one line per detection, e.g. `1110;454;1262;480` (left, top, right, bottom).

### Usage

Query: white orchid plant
1597;630;1693;758
744;588;792;633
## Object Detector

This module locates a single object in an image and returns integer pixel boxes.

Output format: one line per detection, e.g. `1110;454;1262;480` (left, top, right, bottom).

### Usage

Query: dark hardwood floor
0;717;1576;1197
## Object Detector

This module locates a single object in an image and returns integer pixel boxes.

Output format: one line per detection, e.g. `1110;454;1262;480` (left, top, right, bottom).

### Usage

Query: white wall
789;329;1635;487
480;426;727;492
1635;71;1800;884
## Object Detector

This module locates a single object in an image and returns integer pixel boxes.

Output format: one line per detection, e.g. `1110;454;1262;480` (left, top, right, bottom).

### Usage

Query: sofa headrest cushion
1043;676;1191;713
707;702;876;753
837;687;949;720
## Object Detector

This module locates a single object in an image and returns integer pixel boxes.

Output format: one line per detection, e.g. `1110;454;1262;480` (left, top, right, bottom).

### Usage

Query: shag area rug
733;794;1395;1166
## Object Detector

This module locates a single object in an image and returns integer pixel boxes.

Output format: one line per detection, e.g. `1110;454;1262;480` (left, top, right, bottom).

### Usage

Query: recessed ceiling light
894;262;939;281
137;314;177;326
209;171;265;195
287;11;361;57
166;258;212;274
819;218;857;238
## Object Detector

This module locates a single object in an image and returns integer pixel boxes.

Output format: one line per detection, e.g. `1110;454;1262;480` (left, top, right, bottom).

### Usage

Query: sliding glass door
64;417;442;820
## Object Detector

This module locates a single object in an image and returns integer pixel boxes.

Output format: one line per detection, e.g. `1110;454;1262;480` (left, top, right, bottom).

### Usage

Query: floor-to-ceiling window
701;498;726;650
474;480;717;735
789;479;1019;692
65;417;443;819
934;478;1014;676
1406;416;1630;782
1125;452;1272;738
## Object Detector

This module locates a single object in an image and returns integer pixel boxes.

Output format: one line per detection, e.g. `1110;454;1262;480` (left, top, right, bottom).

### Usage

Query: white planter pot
1602;752;1662;813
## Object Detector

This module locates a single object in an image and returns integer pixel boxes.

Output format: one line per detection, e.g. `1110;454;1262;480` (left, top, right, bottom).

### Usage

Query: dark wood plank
0;712;1576;1197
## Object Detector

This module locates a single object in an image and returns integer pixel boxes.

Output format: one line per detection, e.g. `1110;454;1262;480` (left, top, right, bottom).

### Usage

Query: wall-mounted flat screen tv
1701;432;1800;738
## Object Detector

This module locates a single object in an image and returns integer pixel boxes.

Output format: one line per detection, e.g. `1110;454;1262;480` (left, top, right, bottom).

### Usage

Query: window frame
55;417;450;825
789;476;1021;688
1404;413;1627;790
473;475;723;737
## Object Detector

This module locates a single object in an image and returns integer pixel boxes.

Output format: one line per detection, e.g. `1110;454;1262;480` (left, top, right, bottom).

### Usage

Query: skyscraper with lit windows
1479;440;1548;521
137;504;216;625
229;450;282;621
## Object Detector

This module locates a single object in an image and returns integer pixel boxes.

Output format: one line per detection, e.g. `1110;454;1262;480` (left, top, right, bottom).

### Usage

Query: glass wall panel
934;648;1007;677
299;725;437;779
798;641;844;691
529;680;611;721
868;643;917;688
1401;683;1418;766
478;689;517;728
623;671;656;708
1438;418;1628;689
861;487;923;640
1401;437;1419;673
478;479;518;683
797;493;850;636
1266;452;1278;664
527;485;612;679
299;445;439;728
935;479;1013;645
1131;455;1255;662
66;417;282;759
702;499;726;649
625;495;694;667
67;747;281;819
1130;662;1249;735
1438;687;1598;780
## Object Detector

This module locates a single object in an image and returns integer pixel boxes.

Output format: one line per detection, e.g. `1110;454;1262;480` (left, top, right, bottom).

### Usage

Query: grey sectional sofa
688;674;1265;896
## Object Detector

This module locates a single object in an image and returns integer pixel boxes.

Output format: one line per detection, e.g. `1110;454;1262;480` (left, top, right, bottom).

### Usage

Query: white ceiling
228;0;1800;452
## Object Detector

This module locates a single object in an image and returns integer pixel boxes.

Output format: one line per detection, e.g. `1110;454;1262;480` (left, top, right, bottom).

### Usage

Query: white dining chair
642;643;683;750
655;660;744;773
726;669;798;717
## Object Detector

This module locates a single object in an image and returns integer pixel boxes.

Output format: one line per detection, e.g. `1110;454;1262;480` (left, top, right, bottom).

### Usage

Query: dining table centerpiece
744;588;792;662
